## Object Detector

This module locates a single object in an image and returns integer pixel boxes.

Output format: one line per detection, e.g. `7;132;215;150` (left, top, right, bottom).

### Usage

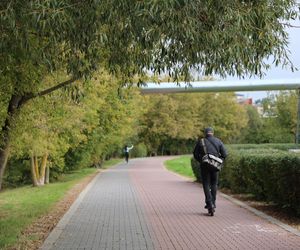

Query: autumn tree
239;105;264;143
275;91;298;138
1;0;299;189
139;92;248;155
64;75;143;169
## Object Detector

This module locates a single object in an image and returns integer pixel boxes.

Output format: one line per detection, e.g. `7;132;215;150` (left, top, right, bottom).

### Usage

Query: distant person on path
124;145;134;163
193;127;227;216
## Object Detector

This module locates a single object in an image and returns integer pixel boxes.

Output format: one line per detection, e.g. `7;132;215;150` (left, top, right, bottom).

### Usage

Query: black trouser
125;152;129;162
200;164;219;209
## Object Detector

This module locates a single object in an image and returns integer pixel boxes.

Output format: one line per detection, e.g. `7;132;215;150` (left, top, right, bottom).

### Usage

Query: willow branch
21;76;80;105
281;22;300;28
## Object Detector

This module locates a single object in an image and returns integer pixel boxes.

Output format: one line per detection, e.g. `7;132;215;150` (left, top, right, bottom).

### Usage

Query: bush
3;158;31;188
131;143;148;158
227;143;297;151
191;147;300;216
191;158;201;182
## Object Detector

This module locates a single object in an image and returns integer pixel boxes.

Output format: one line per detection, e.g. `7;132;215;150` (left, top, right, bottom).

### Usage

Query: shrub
227;143;297;151
191;147;300;216
3;158;31;188
131;143;148;158
191;157;201;182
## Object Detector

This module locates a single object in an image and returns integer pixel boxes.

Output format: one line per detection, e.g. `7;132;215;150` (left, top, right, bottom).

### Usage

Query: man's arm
219;142;227;159
193;142;202;162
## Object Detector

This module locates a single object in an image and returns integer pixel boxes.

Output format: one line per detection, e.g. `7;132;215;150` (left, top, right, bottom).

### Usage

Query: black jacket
193;135;227;162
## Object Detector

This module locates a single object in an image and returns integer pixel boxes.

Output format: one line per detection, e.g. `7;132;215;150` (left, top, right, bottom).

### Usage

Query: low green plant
191;146;300;216
165;156;195;179
0;168;97;249
101;158;123;169
130;143;148;158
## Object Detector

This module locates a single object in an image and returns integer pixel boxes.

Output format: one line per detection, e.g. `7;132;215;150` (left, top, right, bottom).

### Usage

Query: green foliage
6;74;87;181
165;156;195;179
275;91;297;136
191;145;300;216
101;159;123;169
227;143;298;151
239;105;264;143
139;92;248;155
0;167;97;249
191;157;201;182
239;91;298;144
1;0;300;189
1;71;143;185
258;118;294;143
130;143;148;158
103;0;299;78
64;73;143;170
1;0;298;98
3;158;31;188
225;150;300;215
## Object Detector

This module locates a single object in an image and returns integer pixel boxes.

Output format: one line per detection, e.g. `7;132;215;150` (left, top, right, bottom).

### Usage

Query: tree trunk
0;78;78;190
0;95;23;190
45;165;50;184
31;155;39;187
38;153;48;185
31;154;48;187
0;142;10;190
34;156;40;182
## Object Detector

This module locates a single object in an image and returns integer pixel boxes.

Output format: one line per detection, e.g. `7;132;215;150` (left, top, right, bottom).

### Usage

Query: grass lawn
164;155;195;180
0;158;121;249
102;158;123;169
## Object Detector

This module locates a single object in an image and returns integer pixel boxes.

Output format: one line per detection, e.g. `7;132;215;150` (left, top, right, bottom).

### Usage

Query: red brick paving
129;156;300;250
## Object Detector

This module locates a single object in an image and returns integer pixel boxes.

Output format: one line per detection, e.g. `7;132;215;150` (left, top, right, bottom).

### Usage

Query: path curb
40;164;123;250
163;158;300;238
220;192;300;237
40;172;100;250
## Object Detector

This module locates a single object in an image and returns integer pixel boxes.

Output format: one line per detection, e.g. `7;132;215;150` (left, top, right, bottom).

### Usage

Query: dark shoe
208;207;215;216
205;204;216;209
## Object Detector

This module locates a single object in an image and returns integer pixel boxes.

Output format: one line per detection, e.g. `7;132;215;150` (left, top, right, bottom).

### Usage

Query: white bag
202;153;223;171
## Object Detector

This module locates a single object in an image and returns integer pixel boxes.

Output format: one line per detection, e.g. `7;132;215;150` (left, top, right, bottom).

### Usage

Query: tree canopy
139;92;248;155
1;0;299;91
1;0;300;189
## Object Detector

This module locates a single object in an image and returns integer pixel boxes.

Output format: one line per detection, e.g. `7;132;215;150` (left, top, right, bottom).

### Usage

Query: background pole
296;89;300;145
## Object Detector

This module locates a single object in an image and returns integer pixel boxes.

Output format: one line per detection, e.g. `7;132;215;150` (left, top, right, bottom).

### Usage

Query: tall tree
1;0;299;189
239;105;264;143
139;92;248;155
275;90;297;137
64;74;143;169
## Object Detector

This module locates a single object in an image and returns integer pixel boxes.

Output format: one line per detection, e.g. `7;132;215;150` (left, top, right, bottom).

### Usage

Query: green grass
164;155;195;180
102;158;123;169
0;159;121;249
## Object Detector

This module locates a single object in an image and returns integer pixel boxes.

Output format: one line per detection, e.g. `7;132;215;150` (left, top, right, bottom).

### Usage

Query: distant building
235;93;274;117
235;94;253;105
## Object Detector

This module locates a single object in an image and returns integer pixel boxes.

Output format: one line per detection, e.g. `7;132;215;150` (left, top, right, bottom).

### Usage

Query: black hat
204;127;214;135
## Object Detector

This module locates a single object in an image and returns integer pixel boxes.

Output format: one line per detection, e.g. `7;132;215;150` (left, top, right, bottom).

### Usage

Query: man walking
193;127;227;216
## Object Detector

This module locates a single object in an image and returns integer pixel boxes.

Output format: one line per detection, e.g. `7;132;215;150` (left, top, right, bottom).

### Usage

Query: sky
234;20;300;101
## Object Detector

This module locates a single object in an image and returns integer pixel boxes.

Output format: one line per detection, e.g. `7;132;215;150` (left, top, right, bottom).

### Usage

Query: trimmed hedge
191;148;300;216
191;157;201;182
227;143;298;151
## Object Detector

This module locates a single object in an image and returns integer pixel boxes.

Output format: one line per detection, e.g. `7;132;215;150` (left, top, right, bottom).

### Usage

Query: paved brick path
41;157;300;250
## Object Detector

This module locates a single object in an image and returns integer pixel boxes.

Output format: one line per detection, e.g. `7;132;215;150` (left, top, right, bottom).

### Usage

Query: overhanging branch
281;22;300;28
21;76;80;105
